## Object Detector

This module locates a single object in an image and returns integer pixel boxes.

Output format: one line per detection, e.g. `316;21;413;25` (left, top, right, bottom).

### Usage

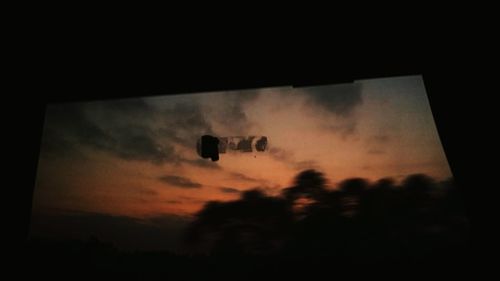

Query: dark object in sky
197;135;220;161
255;136;267;151
237;136;255;152
197;135;268;161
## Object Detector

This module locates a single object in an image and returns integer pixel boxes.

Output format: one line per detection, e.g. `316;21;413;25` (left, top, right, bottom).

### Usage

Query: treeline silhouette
24;170;470;280
184;170;469;263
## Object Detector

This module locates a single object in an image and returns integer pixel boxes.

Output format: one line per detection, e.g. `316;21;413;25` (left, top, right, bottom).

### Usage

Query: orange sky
32;75;452;219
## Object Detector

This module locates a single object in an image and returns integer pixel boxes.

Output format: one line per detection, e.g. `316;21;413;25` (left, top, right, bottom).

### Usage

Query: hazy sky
32;75;451;226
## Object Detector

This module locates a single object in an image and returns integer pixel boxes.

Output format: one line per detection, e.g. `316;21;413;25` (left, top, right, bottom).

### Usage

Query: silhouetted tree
184;189;293;256
282;169;328;203
183;169;469;263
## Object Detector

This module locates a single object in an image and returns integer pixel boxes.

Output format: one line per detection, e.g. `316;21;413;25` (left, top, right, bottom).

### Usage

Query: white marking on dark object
197;135;268;161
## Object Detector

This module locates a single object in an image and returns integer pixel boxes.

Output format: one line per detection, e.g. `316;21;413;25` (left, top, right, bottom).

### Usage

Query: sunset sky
30;75;452;249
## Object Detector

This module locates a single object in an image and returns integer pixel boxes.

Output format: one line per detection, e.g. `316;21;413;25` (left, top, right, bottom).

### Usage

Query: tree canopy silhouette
183;169;469;262
26;169;470;279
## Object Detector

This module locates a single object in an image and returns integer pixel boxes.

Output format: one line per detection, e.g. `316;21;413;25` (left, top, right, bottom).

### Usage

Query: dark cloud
269;147;320;171
324;120;358;137
268;147;294;163
182;159;221;169
108;126;177;164
299;82;363;117
219;187;241;194
228;172;262;183
161;102;215;137
155;102;220;168
293;160;320;171
104;98;156;119
42;103;112;153
211;90;261;135
295;83;363;136
42;101;178;165
224;105;247;131
158;175;203;189
178;196;207;204
39;127;78;156
370;134;391;143
42;98;220;168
